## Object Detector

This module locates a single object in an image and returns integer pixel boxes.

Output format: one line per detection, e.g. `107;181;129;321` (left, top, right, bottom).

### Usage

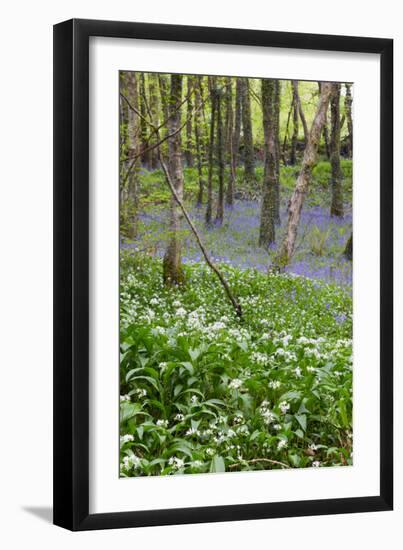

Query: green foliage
119;252;352;476
308;225;332;256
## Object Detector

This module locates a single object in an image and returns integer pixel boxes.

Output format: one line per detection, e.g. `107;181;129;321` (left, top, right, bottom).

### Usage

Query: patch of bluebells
122;200;352;288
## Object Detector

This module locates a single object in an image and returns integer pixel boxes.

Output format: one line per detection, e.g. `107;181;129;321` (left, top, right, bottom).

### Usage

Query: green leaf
295;414;307;432
210;455;226;473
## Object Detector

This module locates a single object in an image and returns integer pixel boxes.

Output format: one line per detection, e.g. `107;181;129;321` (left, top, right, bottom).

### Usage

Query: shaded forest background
119;73;353;293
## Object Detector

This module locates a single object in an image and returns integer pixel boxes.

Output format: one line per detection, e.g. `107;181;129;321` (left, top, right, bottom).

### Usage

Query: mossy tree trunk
259;79;277;248
241;78;255;187
276;82;333;267
330;83;344;218
163;75;185;286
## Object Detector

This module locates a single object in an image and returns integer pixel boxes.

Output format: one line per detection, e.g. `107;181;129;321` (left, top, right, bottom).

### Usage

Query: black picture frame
53;18;393;531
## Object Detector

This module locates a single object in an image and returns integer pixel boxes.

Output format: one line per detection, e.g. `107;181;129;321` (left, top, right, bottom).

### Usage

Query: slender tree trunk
139;74;150;167
282;98;293;164
273;80;281;223
290;81;299;165
293;81;308;145
233;78;242;172
345;83;353;158
276;82;333;267
215;86;225;225
259;79;277;248
330;83;344;217
344;233;352;261
195;77;204;207
205;79;216;226
163;75;185;286
318;82;331;159
125;72;140;238
148;74;159;169
225;77;235;207
241;78;255;186
185;76;194;167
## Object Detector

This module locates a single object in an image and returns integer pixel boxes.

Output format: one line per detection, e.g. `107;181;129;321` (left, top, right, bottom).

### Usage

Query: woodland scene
119;72;353;476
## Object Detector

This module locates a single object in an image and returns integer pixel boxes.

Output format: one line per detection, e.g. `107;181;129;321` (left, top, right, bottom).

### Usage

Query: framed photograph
53;18;393;530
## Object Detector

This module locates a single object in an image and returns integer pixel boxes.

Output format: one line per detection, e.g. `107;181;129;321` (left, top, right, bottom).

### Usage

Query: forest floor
122;160;353;289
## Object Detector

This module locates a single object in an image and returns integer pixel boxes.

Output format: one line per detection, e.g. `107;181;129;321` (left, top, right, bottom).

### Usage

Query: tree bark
290;81;299;165
318;82;331;159
162;75;185;286
139;74;150;167
276;82;333;267
215;85;225;225
125;72;140;238
344;233;352;261
194;76;205;207
148;74;159;169
344;83;353;158
259;79;277;248
205;78;217;226
225;77;235;207
330;83;344;217
232;78;242;172
185;76;194;167
273;80;281;223
241;78;255;186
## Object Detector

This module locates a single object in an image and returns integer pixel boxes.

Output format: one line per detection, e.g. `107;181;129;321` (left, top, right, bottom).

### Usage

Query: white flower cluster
279;401;290;414
121;454;141;471
228;378;243;390
168;456;185;470
120;434;134;446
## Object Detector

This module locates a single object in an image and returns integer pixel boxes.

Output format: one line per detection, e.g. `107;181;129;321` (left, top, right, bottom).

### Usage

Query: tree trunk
282;97;293;164
148;74;159;169
344;233;352;261
232;78;242;171
241;78;255;186
345;83;353;158
318;82;331;159
163;75;185;286
290;81;299;165
225;77;235;207
195;77;204;207
185;76;194;167
205;78;216;226
139;74;150;167
125;72;140;239
276;82;333;267
259;79;277;248
273;80;281;223
215;86;225;225
330;83;344;217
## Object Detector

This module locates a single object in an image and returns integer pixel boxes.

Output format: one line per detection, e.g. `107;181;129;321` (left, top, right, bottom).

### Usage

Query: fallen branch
229;458;289;469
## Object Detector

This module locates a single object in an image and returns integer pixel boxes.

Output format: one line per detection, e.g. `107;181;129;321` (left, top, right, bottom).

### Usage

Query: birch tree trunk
259;79;277;248
276;82;333;267
162;75;185;286
330;83;344;217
